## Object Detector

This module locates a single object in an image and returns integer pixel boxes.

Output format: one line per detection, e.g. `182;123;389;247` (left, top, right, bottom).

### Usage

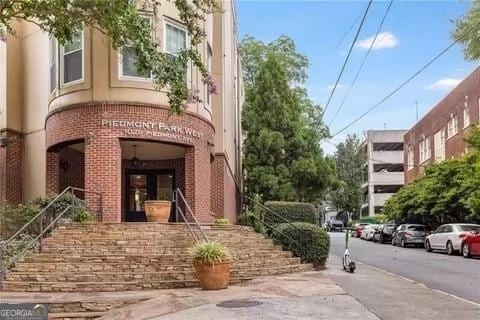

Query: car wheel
462;243;471;258
380;235;384;244
425;240;432;252
401;238;406;248
446;241;454;255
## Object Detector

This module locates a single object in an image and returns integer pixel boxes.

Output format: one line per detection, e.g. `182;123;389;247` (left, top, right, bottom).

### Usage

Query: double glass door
126;170;174;222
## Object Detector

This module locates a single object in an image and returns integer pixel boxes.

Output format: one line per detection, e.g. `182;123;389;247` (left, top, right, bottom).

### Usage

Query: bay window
61;30;83;85
164;21;188;85
49;36;57;93
120;17;152;80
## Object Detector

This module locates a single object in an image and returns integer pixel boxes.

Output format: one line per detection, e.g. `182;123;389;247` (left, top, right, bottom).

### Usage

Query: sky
235;0;479;154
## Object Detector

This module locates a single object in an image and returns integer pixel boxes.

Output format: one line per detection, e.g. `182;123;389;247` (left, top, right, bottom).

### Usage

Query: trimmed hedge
272;222;330;268
264;201;316;225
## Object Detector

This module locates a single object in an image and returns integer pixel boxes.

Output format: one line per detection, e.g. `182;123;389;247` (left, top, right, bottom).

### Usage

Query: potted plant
191;241;230;290
144;200;171;222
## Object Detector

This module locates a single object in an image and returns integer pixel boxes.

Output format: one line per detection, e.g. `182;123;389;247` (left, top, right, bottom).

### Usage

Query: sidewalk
325;254;480;320
99;271;379;320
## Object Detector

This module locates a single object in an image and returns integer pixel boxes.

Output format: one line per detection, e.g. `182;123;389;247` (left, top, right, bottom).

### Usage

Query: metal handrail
0;186;103;290
174;188;209;243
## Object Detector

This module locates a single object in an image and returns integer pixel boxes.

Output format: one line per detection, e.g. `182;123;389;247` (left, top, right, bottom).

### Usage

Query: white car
425;223;480;255
361;224;378;240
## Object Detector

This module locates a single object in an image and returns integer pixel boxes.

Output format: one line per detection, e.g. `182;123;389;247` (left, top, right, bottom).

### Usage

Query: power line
328;0;394;127
320;0;373;119
330;18;480;139
333;10;363;51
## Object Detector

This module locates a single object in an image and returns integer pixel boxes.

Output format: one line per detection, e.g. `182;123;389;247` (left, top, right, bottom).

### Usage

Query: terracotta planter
194;260;230;290
144;200;171;222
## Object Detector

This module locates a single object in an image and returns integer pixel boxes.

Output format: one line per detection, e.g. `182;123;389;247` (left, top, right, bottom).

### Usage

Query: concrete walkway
99;271;379;320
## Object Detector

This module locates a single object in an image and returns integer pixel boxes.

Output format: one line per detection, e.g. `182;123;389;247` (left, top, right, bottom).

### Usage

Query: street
329;232;480;304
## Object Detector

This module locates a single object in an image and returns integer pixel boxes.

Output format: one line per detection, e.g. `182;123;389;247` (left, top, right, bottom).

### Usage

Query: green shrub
237;212;266;234
272;222;330;268
1;203;37;237
214;218;229;225
191;241;230;264
0;234;36;269
73;209;94;223
264;201;316;225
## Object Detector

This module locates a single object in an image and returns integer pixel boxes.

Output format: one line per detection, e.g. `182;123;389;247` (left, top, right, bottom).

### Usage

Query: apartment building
361;130;407;217
0;1;243;223
404;67;480;184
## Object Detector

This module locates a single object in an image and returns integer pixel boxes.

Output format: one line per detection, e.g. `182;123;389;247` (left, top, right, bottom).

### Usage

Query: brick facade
45;102;216;223
404;67;480;183
0;130;23;204
210;153;240;222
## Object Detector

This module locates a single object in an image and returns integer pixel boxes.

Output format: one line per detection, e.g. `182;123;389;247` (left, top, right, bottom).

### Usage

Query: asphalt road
329;232;480;304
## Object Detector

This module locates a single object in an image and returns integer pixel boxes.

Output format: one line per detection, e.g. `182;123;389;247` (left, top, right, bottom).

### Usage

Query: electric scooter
343;228;356;273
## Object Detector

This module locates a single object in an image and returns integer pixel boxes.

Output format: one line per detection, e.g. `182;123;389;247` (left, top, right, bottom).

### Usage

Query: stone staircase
2;223;313;293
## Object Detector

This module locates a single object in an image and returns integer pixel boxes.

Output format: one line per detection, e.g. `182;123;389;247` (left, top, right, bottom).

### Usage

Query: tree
0;0;217;113
242;36;335;203
329;134;365;220
453;0;480;60
383;126;480;228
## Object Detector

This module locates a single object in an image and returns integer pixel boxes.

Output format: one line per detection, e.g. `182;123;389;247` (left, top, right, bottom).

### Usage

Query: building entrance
125;170;175;222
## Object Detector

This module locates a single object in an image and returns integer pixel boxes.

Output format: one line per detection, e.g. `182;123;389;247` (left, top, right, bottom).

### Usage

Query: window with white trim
447;115;458;139
434;128;445;162
61;30;83;84
205;44;212;106
49;36;57;93
464;107;470;128
120;16;152;80
419;136;431;163
407;144;414;171
164;21;188;84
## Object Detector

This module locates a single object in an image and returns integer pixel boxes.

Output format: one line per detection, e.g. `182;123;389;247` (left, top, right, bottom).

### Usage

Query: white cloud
426;78;462;91
355;31;399;50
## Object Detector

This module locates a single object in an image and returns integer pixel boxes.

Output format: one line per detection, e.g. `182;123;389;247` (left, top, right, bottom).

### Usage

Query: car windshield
457;225;480;231
407;225;426;231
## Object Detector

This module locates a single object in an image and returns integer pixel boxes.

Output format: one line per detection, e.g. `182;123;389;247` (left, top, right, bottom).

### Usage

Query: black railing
173;188;209;244
0;186;102;290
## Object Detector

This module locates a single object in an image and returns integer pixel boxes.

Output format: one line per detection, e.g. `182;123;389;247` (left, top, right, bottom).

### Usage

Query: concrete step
6;264;310;283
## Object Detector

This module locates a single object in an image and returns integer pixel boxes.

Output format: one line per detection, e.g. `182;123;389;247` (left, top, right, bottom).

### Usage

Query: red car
462;228;480;258
352;223;370;238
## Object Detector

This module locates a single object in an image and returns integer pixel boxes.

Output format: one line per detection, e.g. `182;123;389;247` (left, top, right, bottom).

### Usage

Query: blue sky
236;0;479;154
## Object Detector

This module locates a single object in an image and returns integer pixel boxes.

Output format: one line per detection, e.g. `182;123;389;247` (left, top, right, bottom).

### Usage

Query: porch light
132;144;142;168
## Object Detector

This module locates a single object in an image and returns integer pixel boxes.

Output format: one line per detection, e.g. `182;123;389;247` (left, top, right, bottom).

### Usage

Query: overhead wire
330;18;480;138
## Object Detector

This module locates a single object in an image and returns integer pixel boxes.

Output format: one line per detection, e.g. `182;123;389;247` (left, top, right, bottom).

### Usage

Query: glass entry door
125;170;174;222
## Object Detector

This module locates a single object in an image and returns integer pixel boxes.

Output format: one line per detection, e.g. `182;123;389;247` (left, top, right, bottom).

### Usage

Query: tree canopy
329;134;365;220
453;0;480;60
383;126;480;229
0;0;218;113
241;36;334;203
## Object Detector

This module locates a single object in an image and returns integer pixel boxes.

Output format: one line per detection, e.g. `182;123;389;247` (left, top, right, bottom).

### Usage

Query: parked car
351;223;369;238
361;224;378;240
326;219;344;232
373;224;395;243
462;227;480;258
392;224;428;247
425;223;480;255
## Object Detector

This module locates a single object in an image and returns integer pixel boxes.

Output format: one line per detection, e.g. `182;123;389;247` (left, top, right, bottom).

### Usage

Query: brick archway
45;103;215;223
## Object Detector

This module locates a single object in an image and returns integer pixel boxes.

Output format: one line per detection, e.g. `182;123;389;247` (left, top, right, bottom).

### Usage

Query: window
464;107;470;128
205;44;213;106
164;21;188;84
61;30;83;84
419;136;431;163
120;17;152;79
407;144;414;171
434;128;445;162
49;36;57;93
447;115;458;139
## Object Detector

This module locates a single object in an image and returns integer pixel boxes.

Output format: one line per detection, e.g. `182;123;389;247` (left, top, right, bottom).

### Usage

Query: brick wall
59;147;85;191
210;153;240;223
404;67;480;183
45;102;215;222
0;130;23;204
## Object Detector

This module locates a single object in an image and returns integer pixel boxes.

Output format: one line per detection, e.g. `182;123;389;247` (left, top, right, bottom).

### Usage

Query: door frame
124;169;176;222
